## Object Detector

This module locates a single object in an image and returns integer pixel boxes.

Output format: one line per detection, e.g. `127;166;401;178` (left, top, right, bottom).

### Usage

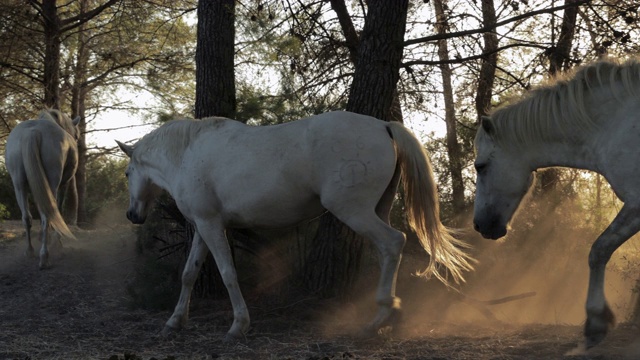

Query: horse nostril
473;222;480;232
126;210;132;221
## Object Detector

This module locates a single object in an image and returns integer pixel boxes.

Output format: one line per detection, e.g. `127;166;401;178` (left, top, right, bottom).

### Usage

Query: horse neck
521;126;599;172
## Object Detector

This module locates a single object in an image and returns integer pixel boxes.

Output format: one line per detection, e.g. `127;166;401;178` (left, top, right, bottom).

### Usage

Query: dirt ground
0;220;639;360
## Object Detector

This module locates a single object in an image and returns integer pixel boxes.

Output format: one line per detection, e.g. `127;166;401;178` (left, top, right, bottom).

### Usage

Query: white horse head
473;117;535;239
116;140;162;224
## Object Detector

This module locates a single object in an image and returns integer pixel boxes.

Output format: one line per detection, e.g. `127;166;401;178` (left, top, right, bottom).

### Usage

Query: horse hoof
584;306;615;348
161;325;180;338
223;332;245;344
357;326;379;340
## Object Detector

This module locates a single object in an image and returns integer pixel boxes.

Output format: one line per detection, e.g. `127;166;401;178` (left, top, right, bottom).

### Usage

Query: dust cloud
395;194;640;331
306;193;640;340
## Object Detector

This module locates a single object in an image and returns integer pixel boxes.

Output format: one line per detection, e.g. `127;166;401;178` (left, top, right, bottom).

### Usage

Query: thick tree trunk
195;0;236;119
65;0;89;227
42;0;61;109
475;0;498;120
346;0;408;121
540;0;578;194
303;0;409;299
183;0;237;298
433;0;464;215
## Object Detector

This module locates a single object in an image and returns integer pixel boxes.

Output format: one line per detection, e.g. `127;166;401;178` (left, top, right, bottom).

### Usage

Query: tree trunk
346;0;408;121
195;0;236;119
65;0;90;227
183;0;237;298
539;0;579;194
42;0;61;109
475;0;498;120
303;0;409;299
433;0;464;215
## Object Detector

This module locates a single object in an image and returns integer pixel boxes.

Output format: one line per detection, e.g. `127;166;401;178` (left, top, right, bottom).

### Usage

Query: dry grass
0;220;639;359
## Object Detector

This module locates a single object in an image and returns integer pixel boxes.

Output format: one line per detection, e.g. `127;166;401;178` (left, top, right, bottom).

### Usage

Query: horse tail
386;122;473;286
21;134;76;240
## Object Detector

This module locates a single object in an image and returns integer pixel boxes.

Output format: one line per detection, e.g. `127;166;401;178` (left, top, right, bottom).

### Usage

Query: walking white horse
117;110;473;341
5;109;80;269
473;57;640;348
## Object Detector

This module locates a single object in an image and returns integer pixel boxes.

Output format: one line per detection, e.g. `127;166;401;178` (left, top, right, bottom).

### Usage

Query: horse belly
221;189;326;229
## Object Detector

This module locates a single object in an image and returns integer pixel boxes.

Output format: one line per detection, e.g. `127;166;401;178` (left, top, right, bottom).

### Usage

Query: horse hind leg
13;183;34;258
38;215;50;269
337;211;406;337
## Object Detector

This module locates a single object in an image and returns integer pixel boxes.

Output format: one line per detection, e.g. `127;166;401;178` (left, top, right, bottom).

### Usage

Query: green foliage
0;203;9;221
0;166;18;219
84;155;129;226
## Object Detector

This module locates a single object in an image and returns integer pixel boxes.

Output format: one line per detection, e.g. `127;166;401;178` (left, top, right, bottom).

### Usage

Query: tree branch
402;43;548;67
404;0;590;46
60;0;120;32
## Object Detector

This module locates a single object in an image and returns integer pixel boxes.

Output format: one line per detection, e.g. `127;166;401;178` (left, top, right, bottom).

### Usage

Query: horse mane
136;117;228;166
38;109;78;138
489;57;640;146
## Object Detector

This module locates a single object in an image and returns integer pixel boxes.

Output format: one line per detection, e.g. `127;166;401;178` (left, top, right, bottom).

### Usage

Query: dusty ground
0;220;639;360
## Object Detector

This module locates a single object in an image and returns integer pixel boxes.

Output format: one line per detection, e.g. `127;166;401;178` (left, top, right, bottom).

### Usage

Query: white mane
489;57;640;146
135;117;228;166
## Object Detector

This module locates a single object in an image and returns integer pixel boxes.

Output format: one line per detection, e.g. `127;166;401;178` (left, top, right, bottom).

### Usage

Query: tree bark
62;0;90;227
303;0;409;299
42;0;61;109
195;0;236;119
475;0;498;120
433;0;464;215
346;0;408;121
540;0;579;194
549;0;578;75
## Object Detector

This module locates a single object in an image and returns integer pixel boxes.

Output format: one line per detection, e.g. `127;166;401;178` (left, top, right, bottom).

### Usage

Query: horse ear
72;116;81;126
116;140;134;158
481;116;494;135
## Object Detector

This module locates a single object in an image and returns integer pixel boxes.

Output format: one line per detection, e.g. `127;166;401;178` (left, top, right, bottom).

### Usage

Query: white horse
5;109;80;269
473;57;640;348
117;110;473;341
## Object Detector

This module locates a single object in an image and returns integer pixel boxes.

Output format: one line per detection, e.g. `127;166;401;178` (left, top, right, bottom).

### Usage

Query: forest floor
0;220;639;360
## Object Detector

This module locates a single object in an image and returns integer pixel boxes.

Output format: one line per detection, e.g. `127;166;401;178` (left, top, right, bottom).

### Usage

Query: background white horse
117;110;473;342
5;109;79;269
473;57;640;348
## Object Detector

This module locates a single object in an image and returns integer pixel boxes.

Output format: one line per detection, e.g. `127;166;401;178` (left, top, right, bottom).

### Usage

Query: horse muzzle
473;217;507;240
126;209;146;224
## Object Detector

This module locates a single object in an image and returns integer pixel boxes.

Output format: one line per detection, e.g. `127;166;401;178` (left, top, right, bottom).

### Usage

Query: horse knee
588;241;613;269
379;231;406;259
23;215;32;228
181;263;200;287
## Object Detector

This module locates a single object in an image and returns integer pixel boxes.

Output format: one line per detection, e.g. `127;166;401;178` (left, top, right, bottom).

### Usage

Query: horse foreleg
196;220;250;342
585;203;640;348
163;231;209;336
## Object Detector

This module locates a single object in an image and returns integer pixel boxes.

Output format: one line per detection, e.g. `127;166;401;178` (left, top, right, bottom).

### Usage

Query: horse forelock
135;118;226;166
489;57;640;147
